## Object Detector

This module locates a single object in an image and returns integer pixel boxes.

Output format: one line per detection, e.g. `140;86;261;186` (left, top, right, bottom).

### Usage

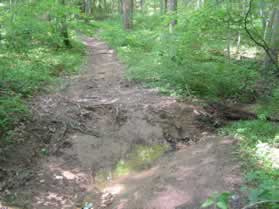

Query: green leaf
216;201;228;209
218;192;231;203
201;197;214;208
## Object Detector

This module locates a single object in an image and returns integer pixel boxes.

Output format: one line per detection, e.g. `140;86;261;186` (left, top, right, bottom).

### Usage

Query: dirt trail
0;38;242;209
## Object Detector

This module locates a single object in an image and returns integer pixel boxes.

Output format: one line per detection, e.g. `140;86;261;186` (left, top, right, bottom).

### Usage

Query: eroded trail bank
0;38;242;209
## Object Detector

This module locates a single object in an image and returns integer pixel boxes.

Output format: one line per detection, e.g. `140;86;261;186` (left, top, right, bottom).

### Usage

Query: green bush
0;0;87;140
222;120;279;207
0;96;27;134
94;16;259;101
94;14;277;207
0;43;85;140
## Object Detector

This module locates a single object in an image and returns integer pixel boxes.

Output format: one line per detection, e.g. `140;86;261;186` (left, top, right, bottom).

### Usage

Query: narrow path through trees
1;38;242;209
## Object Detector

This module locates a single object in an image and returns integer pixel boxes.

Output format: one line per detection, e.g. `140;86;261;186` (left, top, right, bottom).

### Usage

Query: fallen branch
242;200;279;209
202;102;279;124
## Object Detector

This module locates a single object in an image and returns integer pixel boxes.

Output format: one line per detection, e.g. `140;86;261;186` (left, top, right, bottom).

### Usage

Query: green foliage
93;14;259;101
0;96;27;134
222;120;279;147
0;0;86;140
242;171;279;208
257;86;279;118
201;192;231;209
1;0;77;50
0;44;84;139
222;120;279;207
91;3;277;207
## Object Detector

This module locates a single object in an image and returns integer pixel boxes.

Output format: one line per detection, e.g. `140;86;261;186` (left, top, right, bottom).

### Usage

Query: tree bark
235;31;241;59
263;4;279;72
197;102;279;129
259;0;268;36
244;0;279;72
160;0;164;14
140;0;144;12
119;0;123;14
84;0;93;16
60;0;71;48
164;0;168;13
167;0;177;32
196;0;204;9
122;0;133;29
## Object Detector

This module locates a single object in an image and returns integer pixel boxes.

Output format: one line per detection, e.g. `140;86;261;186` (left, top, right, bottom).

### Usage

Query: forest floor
0;37;242;209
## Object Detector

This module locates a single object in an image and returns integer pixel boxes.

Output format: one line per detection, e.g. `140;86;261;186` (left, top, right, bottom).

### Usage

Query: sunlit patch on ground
104;184;125;195
34;192;74;208
95;144;169;186
227;46;258;59
256;142;279;169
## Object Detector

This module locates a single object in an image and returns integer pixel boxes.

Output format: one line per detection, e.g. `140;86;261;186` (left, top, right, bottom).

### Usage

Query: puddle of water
96;144;169;186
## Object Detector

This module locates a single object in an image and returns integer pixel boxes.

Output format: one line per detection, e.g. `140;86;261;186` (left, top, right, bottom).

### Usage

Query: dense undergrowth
0;44;85;139
222;121;279;207
0;1;86;140
89;12;279;208
91;15;260;102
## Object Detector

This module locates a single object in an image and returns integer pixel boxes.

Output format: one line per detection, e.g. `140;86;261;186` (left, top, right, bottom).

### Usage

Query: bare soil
0;37;242;209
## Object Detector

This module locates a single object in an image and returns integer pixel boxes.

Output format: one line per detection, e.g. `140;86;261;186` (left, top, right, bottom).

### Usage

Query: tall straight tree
119;0;123;14
84;0;93;15
263;2;279;72
164;0;168;12
122;0;133;29
140;0;144;11
60;0;71;47
160;0;164;14
196;0;204;9
167;0;177;32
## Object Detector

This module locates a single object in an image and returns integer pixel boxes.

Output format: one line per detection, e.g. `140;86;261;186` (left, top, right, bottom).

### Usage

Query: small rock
101;192;113;200
82;202;93;209
231;194;240;209
55;175;64;180
100;192;114;208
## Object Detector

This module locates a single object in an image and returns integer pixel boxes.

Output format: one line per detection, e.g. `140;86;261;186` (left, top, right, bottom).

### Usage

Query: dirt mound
0;37;242;209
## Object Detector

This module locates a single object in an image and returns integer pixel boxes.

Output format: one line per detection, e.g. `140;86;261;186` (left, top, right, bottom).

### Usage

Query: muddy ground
0;37;242;209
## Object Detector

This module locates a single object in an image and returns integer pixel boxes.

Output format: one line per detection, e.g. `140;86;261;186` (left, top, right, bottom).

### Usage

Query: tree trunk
140;0;144;12
264;8;276;44
202;102;279;124
122;0;133;29
196;0;204;9
60;0;71;48
84;0;93;16
119;0;123;14
160;0;164;14
235;31;241;59
226;21;231;60
167;0;177;32
104;0;108;13
164;0;168;13
263;4;279;72
259;0;269;38
167;0;177;15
